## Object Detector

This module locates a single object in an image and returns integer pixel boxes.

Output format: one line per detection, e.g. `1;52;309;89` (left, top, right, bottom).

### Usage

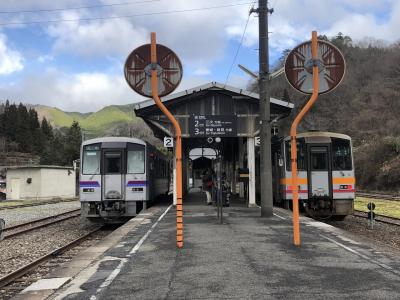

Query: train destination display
189;115;237;137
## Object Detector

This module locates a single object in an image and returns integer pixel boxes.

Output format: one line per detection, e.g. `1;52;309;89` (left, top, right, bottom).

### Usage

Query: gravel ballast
327;215;400;250
0;201;80;228
0;217;98;278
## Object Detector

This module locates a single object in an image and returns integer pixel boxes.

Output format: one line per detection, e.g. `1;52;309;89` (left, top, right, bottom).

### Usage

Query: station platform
18;192;400;299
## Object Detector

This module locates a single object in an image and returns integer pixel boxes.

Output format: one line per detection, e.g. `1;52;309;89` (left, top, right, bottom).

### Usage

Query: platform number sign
255;136;260;146
164;137;174;148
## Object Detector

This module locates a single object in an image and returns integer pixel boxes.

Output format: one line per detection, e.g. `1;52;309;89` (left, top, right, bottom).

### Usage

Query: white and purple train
80;137;170;223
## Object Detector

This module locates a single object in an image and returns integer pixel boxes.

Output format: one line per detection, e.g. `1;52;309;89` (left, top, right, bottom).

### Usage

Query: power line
0;2;254;27
224;1;256;86
0;0;160;14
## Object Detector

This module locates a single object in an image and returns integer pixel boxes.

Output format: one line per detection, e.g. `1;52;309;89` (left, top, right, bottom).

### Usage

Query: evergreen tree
40;118;55;164
15;103;31;152
28;108;40;130
41;130;64;165
63;121;82;165
4;102;17;142
41;118;53;139
28;108;43;154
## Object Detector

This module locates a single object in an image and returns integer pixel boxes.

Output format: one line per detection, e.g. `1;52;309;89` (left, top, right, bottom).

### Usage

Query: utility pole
257;0;274;217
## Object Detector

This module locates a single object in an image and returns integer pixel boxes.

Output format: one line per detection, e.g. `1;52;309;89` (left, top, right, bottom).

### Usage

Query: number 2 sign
164;137;174;148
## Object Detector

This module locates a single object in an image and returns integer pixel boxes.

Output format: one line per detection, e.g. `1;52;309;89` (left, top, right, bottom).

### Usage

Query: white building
6;166;76;200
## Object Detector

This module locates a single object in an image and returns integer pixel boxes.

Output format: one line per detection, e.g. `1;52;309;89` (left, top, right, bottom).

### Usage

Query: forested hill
33;103;138;132
0;102;159;166
263;34;400;190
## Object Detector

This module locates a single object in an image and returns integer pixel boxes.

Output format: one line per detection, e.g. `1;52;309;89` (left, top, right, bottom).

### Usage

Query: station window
82;144;101;175
332;138;352;170
127;143;145;174
285;139;306;171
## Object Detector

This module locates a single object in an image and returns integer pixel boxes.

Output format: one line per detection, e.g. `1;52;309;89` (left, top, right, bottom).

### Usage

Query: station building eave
134;81;294;139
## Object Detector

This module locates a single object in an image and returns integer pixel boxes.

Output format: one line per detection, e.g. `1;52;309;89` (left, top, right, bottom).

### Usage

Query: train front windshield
285;137;352;171
82;144;101;174
82;143;145;175
332;138;352;170
127;144;145;174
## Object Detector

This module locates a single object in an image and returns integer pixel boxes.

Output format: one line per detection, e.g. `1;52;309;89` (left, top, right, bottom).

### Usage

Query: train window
82;144;101;175
104;151;122;174
310;147;328;171
285;139;307;171
332;138;352;170
127;143;145;174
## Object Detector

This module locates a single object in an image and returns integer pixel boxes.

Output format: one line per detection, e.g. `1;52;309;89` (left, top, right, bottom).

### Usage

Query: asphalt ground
21;192;400;299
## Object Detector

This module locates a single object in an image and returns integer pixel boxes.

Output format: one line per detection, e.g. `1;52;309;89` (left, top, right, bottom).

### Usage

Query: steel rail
4;211;81;239
353;210;400;226
0;199;78;210
356;191;400;201
4;209;81;232
0;227;102;289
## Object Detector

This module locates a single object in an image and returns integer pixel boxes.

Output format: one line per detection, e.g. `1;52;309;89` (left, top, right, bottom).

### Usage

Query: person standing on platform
202;169;213;205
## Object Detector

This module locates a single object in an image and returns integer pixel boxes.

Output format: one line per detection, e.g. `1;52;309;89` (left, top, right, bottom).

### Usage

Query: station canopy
134;82;294;140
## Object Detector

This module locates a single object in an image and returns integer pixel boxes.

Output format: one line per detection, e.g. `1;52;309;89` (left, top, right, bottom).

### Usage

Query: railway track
0;198;78;210
356;190;400;201
3;209;81;239
353;210;400;226
0;227;102;289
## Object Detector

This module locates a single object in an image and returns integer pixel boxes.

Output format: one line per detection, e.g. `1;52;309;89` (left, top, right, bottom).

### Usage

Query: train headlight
132;187;143;192
340;185;349;190
83;188;95;193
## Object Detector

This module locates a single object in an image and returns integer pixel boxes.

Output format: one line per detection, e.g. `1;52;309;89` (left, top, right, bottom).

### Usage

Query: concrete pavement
19;192;400;299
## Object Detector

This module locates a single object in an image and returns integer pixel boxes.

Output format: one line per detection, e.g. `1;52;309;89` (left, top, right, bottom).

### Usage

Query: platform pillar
247;137;256;207
238;137;245;198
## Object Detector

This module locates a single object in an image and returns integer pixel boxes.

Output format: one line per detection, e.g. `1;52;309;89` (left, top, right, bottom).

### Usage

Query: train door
307;145;332;198
102;150;124;200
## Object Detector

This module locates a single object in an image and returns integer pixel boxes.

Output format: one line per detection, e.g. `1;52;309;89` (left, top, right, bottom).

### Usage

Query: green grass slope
81;105;137;131
34;104;138;132
35;105;76;128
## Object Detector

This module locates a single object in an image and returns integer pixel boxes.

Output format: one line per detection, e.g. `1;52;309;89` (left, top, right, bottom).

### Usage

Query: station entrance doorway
134;82;293;206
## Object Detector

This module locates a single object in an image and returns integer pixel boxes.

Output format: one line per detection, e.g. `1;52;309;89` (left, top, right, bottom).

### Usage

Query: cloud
0;33;23;75
0;69;139;112
229;0;400;55
37;54;54;63
43;1;247;68
324;1;400;44
3;0;400;113
46;11;148;57
192;67;211;76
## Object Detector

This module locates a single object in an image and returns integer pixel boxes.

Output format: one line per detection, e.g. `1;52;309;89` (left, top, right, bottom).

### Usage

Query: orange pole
150;32;183;249
290;31;319;246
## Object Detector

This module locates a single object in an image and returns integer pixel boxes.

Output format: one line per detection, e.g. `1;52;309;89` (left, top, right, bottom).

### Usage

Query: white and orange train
272;132;355;219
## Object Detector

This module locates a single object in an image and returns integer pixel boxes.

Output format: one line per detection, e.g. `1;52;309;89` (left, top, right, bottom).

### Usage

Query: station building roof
134;81;294;139
135;81;294;111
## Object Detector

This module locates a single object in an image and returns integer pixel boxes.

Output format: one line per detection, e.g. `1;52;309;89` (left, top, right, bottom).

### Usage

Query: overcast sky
0;0;399;112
